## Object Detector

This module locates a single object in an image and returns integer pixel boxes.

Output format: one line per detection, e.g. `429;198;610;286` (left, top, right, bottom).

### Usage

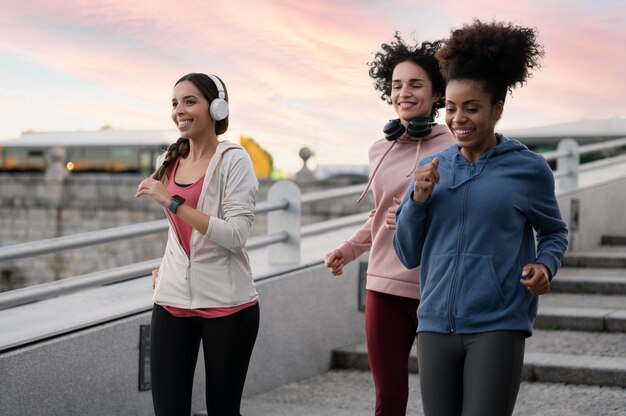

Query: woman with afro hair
393;20;568;416
325;33;453;415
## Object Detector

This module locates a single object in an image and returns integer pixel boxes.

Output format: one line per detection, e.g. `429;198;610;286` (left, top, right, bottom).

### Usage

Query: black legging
418;331;525;416
150;303;260;416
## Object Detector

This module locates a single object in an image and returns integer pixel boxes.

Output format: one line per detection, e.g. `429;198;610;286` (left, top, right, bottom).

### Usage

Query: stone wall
0;173;371;291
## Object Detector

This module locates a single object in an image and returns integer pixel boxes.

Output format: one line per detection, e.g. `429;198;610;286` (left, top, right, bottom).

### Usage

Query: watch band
169;195;185;214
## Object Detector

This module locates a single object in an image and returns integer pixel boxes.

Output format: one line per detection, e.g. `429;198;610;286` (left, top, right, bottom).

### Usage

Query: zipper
446;163;474;333
186;234;193;308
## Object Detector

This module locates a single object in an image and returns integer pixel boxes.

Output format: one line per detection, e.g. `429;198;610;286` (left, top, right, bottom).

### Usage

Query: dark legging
365;290;419;416
150;303;260;416
418;331;525;416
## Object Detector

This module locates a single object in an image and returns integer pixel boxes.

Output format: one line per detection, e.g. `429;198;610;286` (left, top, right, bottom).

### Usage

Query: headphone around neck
383;117;434;141
207;74;229;121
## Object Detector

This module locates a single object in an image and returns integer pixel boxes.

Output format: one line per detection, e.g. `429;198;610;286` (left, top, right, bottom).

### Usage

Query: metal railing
1;137;625;310
0;180;368;309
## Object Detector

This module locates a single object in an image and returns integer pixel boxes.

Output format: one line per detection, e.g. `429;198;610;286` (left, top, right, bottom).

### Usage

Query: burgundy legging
365;289;419;416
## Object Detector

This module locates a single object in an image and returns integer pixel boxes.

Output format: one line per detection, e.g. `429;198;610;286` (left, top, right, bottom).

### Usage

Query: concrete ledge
551;273;626;295
524;352;626;387
601;234;626;245
332;342;419;373
333;344;626;387
535;306;626;332
563;251;626;268
332;341;418;374
332;343;370;372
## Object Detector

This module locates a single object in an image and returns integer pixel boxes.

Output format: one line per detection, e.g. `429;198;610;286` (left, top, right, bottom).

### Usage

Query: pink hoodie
335;124;454;299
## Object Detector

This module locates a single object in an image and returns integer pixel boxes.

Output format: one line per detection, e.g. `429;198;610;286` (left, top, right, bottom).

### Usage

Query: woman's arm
392;180;429;270
202;151;258;252
525;157;569;279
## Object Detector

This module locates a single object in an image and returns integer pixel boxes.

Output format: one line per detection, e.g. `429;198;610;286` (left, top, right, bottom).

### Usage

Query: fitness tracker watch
168;195;185;214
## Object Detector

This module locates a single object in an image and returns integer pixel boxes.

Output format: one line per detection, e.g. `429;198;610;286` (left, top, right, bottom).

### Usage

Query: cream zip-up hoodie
154;140;259;309
335;124;453;299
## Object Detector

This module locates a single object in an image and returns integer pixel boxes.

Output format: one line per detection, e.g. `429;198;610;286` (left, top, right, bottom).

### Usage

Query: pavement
238;369;626;416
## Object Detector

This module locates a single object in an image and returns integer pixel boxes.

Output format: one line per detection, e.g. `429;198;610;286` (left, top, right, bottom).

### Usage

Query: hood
438;133;528;190
357;124;451;203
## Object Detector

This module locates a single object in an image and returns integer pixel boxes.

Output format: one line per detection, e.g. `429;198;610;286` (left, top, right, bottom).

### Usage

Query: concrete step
539;292;626;309
333;331;626;387
537;292;626;332
563;245;626;268
526;329;626;359
523;352;626;387
552;267;626;294
536;306;626;331
602;234;626;246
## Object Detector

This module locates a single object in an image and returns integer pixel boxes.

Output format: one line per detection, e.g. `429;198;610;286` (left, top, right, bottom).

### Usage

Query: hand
413;157;440;203
520;264;550;296
135;178;170;208
385;197;401;230
325;249;345;276
151;269;159;289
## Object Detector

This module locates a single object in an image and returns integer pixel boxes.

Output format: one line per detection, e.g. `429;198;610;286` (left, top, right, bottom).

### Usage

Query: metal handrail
540;136;626;161
0;220;168;262
579;153;626;172
541;148;571;161
0;214;373;310
0;198;292;263
301;183;365;204
0;231;292;310
578;137;626;155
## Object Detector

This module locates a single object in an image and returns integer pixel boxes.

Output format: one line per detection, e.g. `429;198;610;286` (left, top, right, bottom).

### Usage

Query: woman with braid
393;20;568;416
135;72;259;416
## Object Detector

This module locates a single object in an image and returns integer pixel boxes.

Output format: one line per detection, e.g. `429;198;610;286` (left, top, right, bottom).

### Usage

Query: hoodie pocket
455;254;505;316
419;253;456;315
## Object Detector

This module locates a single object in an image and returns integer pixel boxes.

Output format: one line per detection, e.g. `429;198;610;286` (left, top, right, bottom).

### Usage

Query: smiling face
444;79;503;163
391;60;440;123
171;80;214;139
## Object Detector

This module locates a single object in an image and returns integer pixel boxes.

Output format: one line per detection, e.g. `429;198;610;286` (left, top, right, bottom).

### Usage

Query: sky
0;0;624;173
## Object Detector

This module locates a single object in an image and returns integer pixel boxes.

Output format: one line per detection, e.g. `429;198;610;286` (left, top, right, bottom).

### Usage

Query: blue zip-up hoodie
393;134;568;336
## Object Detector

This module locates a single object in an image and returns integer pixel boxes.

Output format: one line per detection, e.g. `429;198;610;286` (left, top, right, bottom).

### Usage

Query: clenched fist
413;157;440;203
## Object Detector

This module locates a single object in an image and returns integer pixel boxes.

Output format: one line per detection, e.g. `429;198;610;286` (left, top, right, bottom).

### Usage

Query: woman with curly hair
393;20;568;416
324;33;453;415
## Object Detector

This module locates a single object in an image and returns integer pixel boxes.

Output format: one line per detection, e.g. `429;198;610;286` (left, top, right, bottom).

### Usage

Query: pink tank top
162;156;258;318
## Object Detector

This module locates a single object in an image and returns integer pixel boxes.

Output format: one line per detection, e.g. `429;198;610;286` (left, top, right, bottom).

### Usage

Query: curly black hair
368;32;446;120
437;19;544;103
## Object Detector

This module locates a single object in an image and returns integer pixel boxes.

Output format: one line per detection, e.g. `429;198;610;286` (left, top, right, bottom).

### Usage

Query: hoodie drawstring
356;140;396;204
405;138;423;178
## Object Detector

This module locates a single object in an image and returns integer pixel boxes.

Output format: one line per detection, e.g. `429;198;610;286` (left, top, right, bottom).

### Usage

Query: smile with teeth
398;102;415;109
455;128;473;136
178;119;192;128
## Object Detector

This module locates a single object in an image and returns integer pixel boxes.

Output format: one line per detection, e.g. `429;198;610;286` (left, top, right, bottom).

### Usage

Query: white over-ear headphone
207;74;229;121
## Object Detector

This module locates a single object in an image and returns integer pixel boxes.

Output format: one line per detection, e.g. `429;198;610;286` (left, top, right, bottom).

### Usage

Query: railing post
267;180;301;265
556;138;579;192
